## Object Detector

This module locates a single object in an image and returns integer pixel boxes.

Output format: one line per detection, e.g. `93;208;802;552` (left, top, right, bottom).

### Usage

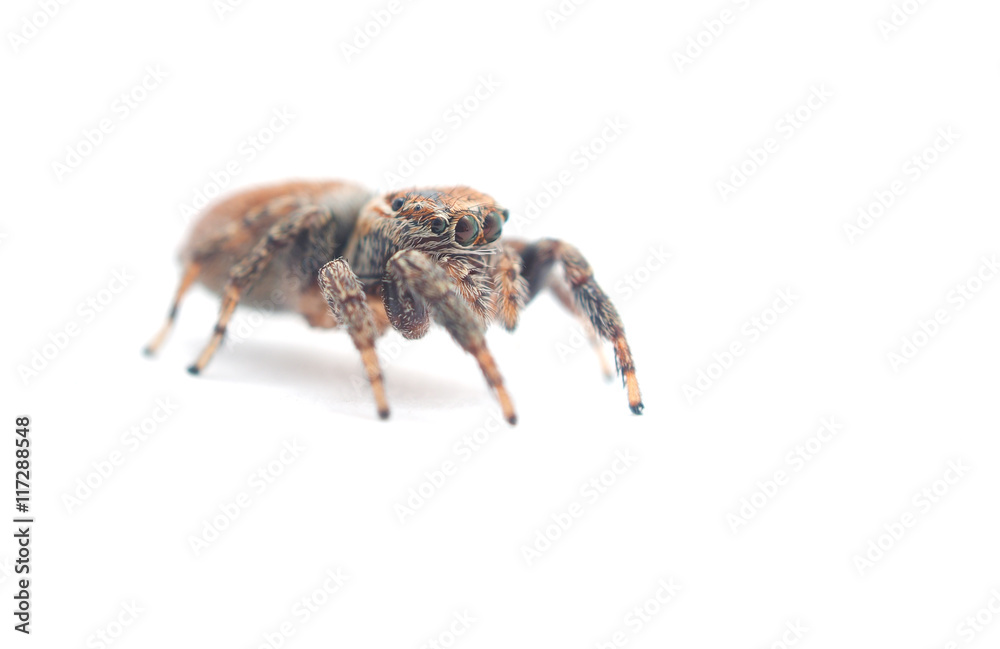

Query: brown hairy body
146;180;644;424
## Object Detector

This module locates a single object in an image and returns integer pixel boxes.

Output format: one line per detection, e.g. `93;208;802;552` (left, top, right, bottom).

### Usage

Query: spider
144;180;644;424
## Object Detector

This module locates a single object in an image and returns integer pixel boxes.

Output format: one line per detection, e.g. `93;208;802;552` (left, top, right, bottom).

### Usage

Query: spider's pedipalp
386;249;517;425
381;273;430;340
319;259;389;419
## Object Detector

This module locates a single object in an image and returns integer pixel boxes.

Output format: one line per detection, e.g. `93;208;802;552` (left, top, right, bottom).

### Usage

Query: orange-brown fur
181;180;371;307
148;180;644;421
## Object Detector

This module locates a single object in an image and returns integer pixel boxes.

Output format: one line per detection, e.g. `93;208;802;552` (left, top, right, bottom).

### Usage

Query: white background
3;0;1000;646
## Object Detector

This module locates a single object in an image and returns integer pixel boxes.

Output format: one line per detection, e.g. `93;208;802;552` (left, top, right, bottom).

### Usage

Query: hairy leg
386;249;517;425
187;203;332;374
517;238;643;414
497;240;612;380
547;278;614;380
490;244;528;332
318;259;389;419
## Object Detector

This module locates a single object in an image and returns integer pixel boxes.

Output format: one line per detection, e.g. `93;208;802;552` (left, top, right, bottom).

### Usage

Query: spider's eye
501;208;510;222
391;197;405;211
454;215;479;246
483;211;503;243
429;217;448;234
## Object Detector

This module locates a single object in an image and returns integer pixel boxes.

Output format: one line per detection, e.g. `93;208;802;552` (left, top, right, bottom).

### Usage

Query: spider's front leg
385;249;518;425
492;243;613;380
547;279;615;380
516;239;644;415
318;259;390;419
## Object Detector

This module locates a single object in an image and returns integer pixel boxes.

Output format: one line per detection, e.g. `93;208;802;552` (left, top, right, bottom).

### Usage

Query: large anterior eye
483;211;503;243
391;197;405;211
454;215;479;246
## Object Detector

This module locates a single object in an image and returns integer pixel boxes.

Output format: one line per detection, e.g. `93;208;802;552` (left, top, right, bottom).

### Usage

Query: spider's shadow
192;338;483;417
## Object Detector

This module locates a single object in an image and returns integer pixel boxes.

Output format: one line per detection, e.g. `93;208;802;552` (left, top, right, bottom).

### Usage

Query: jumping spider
145;181;644;423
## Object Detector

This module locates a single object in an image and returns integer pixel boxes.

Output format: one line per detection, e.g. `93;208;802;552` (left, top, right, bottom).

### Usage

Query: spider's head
383;186;508;252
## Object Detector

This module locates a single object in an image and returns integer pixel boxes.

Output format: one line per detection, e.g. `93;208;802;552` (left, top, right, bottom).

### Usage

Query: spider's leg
148;199;298;357
495;239;611;379
143;261;202;356
547;279;614;380
516;238;643;415
490;244;529;332
187;203;331;375
386;249;517;425
318;259;390;419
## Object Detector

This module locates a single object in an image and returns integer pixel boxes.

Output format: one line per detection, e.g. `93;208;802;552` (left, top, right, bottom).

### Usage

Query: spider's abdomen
180;180;373;309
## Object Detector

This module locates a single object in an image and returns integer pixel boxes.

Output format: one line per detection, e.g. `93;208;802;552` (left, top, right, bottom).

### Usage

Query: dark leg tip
377;408;390;420
630;401;644;415
507;413;518;426
142;346;154;357
186;365;201;376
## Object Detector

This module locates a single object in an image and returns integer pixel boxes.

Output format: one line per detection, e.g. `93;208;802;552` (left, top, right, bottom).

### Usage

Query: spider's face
384;186;508;251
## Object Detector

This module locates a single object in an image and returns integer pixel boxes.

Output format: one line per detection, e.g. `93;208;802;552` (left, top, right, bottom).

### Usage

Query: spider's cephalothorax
145;180;644;424
345;186;507;326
